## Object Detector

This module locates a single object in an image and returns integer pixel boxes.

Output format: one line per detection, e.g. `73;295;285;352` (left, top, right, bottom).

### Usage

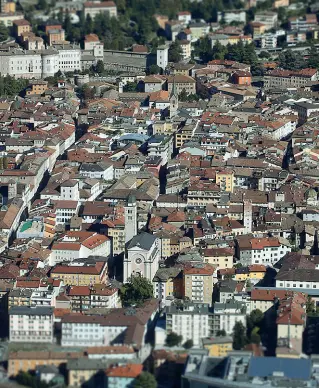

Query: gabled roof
127;232;157;250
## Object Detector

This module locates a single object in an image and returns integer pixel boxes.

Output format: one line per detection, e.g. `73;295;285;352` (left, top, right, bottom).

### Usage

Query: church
123;232;160;283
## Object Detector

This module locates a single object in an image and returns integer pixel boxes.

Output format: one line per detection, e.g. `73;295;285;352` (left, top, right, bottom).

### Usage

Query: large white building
213;301;247;335
50;231;111;266
9;306;54;343
0;45;81;79
124;232;160;283
165;303;213;346
237;236;291;266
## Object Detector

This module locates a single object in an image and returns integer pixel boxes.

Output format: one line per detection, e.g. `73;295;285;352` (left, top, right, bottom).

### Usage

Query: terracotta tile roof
184;264;215;275
68;286;91;296
106;364;143;378
84;1;116;7
51;262;105;275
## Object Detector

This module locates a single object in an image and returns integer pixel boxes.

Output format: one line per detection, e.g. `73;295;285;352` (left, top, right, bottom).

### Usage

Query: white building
157;46;168;71
165;303;213;346
84;1;118;19
60;180;80;201
124;232;160;283
54;200;79;225
218;11;246;24
50;231;111;265
0;45;81;79
147;135;173;166
254;12;278;30
9;306;54;343
260;33;277;48
213;301;247;335
79;162;114;181
237;236;291;266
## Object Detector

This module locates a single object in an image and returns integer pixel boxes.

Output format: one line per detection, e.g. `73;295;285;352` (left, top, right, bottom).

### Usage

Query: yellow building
8;350;81;376
184;264;215;305
202;337;233;357
153;267;183;300
251;22;266;35
153;121;176;135
234;265;266;282
13;19;31;37
103;218;125;255
26;80;48;96
3;2;15;12
203;248;234;268
175;124;196;148
216;170;234;193
50;261;108;286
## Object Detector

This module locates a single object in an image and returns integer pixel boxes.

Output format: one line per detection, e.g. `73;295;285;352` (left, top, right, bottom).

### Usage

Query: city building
9;306;54;343
124;232;160;283
166;303;214;346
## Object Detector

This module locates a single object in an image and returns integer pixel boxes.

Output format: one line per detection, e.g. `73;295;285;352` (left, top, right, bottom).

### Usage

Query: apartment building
61;299;158;347
213;301;246;335
264;68;318;89
254;12;278;30
203;248;234;269
153;267;183;302
147;134;174;166
216;170;235;193
50;260;108;286
187;181;221;208
50;232;111;266
9;306;54;343
166;303;214;346
167;74;196;96
183;264;215;305
237;236;291;266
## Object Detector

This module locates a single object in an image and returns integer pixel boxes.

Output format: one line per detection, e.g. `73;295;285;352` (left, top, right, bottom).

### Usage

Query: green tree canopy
95;60;104;74
278;49;306;70
0;23;8;42
120;275;153;307
133;371;157;388
183;339;194;349
166;332;183;347
168;41;183;63
216;329;227;337
233;321;247;350
123;81;139;92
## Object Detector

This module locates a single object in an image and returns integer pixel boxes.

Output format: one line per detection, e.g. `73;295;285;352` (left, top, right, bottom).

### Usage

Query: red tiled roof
106;364;143;378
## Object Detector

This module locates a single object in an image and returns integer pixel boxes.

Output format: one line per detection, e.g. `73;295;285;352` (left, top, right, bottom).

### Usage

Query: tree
278;49;306;70
250;327;261;344
179;89;188;102
95;60;104;74
148;64;161;75
166;332;183;347
216;329;227;336
308;45;319;70
16;371;51;388
123;81;139;92
183;339;194;349
37;0;48;10
0;23;8;42
168;41;183;63
133;372;157;388
247;309;263;339
233;321;247;350
120;275;153;307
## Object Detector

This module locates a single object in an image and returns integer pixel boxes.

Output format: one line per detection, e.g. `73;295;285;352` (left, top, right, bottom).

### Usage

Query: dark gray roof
248;356;312;380
9;306;54;315
128;232;157;250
